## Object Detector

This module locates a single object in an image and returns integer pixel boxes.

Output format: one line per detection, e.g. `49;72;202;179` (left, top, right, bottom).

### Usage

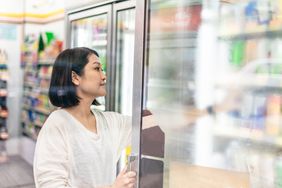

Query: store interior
1;0;282;187
0;1;82;187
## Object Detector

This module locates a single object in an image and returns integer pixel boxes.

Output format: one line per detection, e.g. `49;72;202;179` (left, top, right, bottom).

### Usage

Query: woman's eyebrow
93;61;101;65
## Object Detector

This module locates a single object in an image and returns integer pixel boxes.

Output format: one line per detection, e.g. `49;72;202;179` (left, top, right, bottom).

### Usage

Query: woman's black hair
49;47;100;108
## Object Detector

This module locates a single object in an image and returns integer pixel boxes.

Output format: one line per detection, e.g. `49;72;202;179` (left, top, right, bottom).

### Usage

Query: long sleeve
33;117;71;188
115;114;132;160
119;115;132;152
100;112;132;162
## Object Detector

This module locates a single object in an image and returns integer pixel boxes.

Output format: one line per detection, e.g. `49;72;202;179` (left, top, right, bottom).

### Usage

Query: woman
33;47;136;188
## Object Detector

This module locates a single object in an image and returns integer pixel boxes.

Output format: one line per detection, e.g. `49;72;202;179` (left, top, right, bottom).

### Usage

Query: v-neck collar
60;109;100;140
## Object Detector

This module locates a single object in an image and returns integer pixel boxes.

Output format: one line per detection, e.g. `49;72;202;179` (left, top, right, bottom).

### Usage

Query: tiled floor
0;155;35;188
0;137;36;188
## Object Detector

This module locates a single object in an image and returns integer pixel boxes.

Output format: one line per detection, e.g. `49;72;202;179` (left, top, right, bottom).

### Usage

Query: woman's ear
71;71;80;86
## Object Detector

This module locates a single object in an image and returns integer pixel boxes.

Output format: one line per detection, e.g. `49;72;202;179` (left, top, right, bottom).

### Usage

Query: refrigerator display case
112;0;136;172
67;5;111;111
113;1;136;116
66;0;135;114
132;0;282;187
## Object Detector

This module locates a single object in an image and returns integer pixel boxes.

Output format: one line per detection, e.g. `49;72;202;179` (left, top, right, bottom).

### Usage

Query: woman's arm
33;119;71;188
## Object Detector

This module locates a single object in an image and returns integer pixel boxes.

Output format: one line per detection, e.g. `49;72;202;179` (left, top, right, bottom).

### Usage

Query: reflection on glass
143;1;202;187
115;8;135;174
115;8;135;115
71;14;107;110
142;0;282;187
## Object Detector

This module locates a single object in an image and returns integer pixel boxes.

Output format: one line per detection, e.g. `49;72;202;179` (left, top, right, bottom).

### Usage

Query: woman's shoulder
92;109;122;119
43;109;69;127
46;109;66;120
36;109;73;145
92;109;130;123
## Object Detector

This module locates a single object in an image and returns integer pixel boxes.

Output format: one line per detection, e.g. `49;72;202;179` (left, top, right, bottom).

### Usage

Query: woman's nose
101;71;106;81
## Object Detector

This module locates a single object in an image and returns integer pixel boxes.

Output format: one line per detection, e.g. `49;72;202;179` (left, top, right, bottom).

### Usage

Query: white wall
64;0;106;10
0;0;107;15
0;0;23;13
25;0;64;14
45;20;65;41
24;20;64;41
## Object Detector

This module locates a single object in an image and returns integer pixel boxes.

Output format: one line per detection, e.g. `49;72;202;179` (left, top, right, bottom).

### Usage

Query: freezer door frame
111;1;136;112
132;0;147;187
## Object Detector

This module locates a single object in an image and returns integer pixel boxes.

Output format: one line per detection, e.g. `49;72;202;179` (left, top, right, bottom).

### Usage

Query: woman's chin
99;91;107;97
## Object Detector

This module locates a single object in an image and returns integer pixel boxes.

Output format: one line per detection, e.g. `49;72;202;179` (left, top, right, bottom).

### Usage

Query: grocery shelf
34;121;43;127
0;49;8;141
213;114;282;148
22;119;43;128
148;78;186;89
39;88;49;94
38;75;51;80
22;129;37;141
24;82;36;88
38;59;55;66
34;107;50;115
213;126;282;148
22;37;55;142
22;105;50;116
218;29;282;41
215;74;282;90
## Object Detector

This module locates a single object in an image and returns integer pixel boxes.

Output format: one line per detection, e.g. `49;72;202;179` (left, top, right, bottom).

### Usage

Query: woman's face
75;54;107;98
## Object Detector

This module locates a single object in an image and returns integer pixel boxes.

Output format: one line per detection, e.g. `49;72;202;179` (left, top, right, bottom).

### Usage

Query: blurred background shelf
219;29;282;41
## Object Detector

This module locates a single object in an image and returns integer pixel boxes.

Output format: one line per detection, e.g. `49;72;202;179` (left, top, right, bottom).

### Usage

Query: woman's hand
112;167;136;188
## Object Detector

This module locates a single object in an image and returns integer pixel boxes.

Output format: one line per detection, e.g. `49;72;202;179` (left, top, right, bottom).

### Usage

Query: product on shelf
21;32;62;140
0;49;9;140
212;1;282;186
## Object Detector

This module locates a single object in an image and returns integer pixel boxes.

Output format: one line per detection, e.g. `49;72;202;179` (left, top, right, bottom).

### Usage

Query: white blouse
33;109;131;188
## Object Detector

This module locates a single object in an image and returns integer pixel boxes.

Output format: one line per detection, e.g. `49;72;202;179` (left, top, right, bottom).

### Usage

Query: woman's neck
64;99;97;133
65;99;94;118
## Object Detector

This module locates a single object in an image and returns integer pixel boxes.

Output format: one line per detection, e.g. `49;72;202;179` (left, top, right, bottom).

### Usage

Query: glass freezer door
133;0;282;187
112;1;136;173
113;3;135;115
68;6;112;111
138;1;204;187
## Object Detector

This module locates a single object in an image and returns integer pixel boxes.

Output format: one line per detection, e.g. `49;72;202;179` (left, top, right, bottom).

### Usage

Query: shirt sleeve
117;115;132;156
33;115;72;188
106;112;132;161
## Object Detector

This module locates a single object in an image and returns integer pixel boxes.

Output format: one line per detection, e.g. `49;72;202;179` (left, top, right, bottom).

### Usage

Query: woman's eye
94;67;104;72
94;67;100;71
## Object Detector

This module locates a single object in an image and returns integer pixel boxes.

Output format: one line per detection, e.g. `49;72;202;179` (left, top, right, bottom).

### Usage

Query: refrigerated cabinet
132;0;282;187
67;0;282;187
66;0;135;114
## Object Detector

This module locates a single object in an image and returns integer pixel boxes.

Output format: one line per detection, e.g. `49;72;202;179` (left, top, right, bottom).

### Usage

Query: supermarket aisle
0;138;35;188
0;155;34;188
